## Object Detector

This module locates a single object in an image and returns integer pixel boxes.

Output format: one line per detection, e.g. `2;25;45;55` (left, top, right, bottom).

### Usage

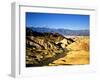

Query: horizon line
26;26;89;31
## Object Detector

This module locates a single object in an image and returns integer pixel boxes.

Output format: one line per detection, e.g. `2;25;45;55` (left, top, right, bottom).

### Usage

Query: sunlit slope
49;36;89;66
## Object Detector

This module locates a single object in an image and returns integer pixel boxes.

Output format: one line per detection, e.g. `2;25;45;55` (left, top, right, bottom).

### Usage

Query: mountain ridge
26;27;89;36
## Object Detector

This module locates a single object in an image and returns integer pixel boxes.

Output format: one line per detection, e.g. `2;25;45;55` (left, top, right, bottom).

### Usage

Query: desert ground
26;28;89;67
49;36;89;66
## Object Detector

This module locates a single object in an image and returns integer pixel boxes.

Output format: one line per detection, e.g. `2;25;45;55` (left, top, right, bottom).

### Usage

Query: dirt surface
49;36;89;66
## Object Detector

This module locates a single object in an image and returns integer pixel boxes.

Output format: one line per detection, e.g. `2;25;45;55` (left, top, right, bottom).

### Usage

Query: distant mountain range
26;27;89;36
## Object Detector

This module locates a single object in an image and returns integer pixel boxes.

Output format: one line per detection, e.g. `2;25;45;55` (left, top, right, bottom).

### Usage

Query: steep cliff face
26;28;74;67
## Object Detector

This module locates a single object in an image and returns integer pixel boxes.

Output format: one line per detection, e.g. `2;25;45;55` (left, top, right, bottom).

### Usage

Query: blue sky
26;12;89;30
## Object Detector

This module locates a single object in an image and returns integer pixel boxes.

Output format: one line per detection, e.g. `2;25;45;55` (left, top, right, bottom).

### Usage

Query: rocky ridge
26;27;74;67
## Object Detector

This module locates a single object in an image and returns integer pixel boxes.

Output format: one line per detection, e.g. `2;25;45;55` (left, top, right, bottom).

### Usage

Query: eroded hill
26;28;75;67
26;27;89;67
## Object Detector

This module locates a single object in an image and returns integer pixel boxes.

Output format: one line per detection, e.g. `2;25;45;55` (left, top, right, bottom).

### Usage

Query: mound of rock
26;28;74;67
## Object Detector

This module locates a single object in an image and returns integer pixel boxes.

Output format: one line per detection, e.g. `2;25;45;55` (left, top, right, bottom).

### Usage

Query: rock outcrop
26;27;75;67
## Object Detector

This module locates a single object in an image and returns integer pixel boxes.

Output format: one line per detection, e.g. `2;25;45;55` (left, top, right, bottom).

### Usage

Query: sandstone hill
26;27;75;67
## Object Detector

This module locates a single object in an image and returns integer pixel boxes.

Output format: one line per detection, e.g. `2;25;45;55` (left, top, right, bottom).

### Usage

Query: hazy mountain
26;27;89;67
26;27;89;36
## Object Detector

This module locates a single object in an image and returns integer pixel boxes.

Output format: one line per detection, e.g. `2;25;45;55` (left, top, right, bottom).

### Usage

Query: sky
26;12;89;30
